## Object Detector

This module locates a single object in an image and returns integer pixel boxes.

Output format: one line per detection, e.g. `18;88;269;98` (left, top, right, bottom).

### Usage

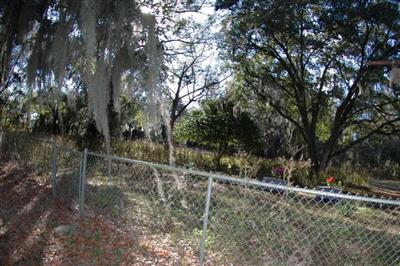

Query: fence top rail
87;151;400;206
2;130;399;206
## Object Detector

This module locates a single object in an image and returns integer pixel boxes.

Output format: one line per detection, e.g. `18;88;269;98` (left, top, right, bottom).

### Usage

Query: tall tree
162;20;223;130
217;0;400;172
142;1;225;165
138;0;219;130
175;97;260;167
0;0;161;150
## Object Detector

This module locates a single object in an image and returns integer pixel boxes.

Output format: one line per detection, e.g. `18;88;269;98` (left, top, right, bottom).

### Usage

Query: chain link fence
1;131;399;265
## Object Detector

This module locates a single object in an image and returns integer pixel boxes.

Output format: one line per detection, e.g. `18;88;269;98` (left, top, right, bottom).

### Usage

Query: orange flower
326;176;335;183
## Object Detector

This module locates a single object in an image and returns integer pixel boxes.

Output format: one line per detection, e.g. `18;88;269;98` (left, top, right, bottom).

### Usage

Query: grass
5;130;399;192
204;186;399;265
110;138;388;189
78;156;400;265
2;132;400;265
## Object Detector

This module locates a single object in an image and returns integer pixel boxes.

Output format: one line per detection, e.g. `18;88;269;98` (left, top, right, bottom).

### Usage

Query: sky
142;2;228;110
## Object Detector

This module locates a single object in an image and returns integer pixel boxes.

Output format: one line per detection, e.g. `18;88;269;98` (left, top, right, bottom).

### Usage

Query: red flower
326;176;335;183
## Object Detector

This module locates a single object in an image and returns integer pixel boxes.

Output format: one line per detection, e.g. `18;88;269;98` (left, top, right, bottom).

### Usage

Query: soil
345;179;400;199
1;158;398;265
370;179;400;198
0;160;200;265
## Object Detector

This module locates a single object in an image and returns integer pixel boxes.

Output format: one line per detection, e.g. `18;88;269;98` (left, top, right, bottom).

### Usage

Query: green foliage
1;0;399;189
217;0;400;172
192;228;215;247
337;200;356;217
110;136;386;189
174;98;260;160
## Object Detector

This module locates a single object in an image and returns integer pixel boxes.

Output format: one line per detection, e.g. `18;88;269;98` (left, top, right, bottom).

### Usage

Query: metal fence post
79;148;88;218
200;177;214;265
51;143;58;197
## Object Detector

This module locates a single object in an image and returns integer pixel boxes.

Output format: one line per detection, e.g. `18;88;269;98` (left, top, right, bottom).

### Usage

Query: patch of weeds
115;247;124;256
337;201;356;217
192;228;215;247
94;231;101;241
111;207;121;217
114;247;125;264
94;246;103;257
355;206;378;217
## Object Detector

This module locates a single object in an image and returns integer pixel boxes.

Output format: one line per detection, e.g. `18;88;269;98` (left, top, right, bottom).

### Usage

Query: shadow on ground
0;159;77;265
0;159;201;265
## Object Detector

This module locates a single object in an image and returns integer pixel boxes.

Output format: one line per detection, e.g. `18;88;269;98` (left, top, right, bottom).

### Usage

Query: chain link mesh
1;131;399;265
55;147;81;208
206;179;400;265
83;152;209;254
0;131;52;183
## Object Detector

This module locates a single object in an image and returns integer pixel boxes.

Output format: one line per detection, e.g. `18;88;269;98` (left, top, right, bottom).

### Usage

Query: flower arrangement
272;166;285;178
326;176;336;187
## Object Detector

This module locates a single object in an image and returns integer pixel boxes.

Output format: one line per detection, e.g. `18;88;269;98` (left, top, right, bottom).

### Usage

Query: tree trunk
51;106;59;134
305;133;321;173
309;134;340;173
318;151;331;173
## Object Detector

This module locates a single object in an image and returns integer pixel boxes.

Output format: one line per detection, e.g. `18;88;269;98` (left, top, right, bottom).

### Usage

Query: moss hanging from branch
141;13;164;138
6;0;165;149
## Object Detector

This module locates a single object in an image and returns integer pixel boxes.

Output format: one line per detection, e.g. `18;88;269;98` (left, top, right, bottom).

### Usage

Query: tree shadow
54;169;80;210
84;179;131;219
0;160;77;265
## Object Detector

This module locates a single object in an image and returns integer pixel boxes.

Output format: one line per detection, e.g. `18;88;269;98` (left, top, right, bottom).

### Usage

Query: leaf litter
0;161;203;265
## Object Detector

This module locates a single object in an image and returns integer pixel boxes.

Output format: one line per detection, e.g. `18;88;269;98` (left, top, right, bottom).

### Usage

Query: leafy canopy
175;98;260;153
217;0;400;171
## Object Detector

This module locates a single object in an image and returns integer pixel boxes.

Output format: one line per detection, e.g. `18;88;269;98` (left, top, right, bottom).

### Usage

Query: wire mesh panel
1;131;399;265
0;132;52;183
205;179;400;265
54;147;81;209
0;131;14;160
83;152;210;259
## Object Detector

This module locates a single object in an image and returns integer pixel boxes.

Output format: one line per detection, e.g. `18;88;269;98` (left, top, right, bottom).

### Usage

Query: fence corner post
79;148;88;218
200;176;214;266
51;143;58;197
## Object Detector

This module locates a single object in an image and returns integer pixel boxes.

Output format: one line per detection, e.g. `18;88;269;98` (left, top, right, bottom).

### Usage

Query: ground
346;179;400;199
0;161;199;265
1;158;399;265
370;179;400;198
